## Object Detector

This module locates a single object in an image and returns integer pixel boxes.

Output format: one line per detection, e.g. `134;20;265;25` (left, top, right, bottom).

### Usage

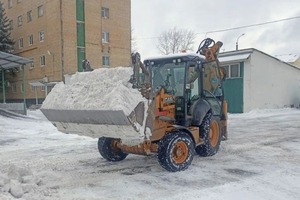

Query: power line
135;16;300;40
203;16;300;34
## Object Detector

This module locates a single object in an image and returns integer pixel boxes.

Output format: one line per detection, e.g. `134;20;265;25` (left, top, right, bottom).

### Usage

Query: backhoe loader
41;38;227;172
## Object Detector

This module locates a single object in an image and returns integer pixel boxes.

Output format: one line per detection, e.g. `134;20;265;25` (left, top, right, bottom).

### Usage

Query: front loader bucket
41;101;147;143
40;68;150;144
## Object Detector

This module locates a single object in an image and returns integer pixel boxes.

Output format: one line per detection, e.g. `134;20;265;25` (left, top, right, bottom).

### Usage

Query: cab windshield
151;62;186;96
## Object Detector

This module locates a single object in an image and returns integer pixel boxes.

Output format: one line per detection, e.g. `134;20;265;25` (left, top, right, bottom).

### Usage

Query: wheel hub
209;121;219;147
172;141;188;164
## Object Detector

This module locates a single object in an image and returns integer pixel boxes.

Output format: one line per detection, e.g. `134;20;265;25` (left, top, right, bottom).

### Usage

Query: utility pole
236;33;245;50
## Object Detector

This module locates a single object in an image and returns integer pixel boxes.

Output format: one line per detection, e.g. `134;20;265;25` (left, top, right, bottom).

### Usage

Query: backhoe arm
197;38;228;140
197;38;226;81
130;52;150;88
198;40;223;61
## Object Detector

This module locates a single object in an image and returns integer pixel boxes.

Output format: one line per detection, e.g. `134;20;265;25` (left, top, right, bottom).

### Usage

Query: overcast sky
131;0;300;59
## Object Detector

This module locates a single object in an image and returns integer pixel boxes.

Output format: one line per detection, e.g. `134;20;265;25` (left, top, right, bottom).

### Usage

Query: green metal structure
0;51;33;115
76;0;86;72
223;62;244;113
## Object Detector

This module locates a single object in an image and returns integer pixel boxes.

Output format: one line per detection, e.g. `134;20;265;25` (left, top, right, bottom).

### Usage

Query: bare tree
157;27;196;55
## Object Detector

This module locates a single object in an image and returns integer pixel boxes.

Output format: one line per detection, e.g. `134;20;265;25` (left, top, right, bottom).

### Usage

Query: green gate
223;62;244;113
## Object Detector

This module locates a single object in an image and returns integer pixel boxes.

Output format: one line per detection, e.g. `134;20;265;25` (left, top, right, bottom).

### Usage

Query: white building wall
243;59;252;112
244;50;300;112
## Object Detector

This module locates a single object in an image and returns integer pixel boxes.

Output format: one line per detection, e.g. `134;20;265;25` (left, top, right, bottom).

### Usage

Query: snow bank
229;108;298;119
0;165;41;198
42;67;146;116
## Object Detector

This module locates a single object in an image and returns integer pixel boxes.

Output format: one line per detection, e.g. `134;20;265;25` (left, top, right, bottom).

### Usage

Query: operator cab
144;53;224;127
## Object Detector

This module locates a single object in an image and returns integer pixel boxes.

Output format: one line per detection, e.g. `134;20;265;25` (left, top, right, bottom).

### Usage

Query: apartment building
3;0;131;105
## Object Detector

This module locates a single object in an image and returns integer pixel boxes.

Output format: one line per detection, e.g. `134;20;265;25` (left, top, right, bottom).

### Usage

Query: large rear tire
195;112;221;157
158;132;195;172
98;137;128;162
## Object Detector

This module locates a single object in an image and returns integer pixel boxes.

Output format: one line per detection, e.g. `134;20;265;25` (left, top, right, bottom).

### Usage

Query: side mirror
186;83;194;90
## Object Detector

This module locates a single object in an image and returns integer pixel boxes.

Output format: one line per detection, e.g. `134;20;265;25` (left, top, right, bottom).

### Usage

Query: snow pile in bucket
41;67;146;116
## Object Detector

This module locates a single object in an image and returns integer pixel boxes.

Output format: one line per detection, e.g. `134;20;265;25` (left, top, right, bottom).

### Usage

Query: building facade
2;0;131;105
219;49;300;113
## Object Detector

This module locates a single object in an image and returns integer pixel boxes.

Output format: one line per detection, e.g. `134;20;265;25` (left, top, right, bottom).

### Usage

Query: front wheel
158;132;195;172
98;137;128;162
195;112;221;157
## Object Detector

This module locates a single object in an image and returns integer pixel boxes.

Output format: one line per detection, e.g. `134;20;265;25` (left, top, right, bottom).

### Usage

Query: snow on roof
218;49;253;63
219;53;251;63
144;52;205;61
219;49;300;70
274;53;300;63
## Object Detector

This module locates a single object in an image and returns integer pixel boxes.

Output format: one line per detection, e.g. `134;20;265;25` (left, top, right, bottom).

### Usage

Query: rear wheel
98;137;128;162
195;112;221;157
158;132;195;172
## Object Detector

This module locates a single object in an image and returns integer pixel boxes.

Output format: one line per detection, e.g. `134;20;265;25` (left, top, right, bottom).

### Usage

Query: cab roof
144;53;205;65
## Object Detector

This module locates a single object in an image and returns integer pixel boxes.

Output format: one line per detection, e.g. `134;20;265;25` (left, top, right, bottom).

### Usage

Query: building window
11;83;17;93
8;0;12;8
40;55;45;66
222;63;241;78
31;85;36;92
230;64;240;77
28;35;33;46
29;58;34;69
18;38;23;49
102;32;109;43
38;5;44;17
223;65;229;78
39;31;45;42
77;22;85;47
9;20;13;30
21;83;24;93
17;15;22;26
41;86;45;91
101;7;109;19
27;10;32;22
102;56;110;67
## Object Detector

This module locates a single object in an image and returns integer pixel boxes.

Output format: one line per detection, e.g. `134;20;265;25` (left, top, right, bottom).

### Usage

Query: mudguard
190;99;211;126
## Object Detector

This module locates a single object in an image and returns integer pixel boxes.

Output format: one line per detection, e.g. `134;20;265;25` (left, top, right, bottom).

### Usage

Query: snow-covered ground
0;108;300;200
